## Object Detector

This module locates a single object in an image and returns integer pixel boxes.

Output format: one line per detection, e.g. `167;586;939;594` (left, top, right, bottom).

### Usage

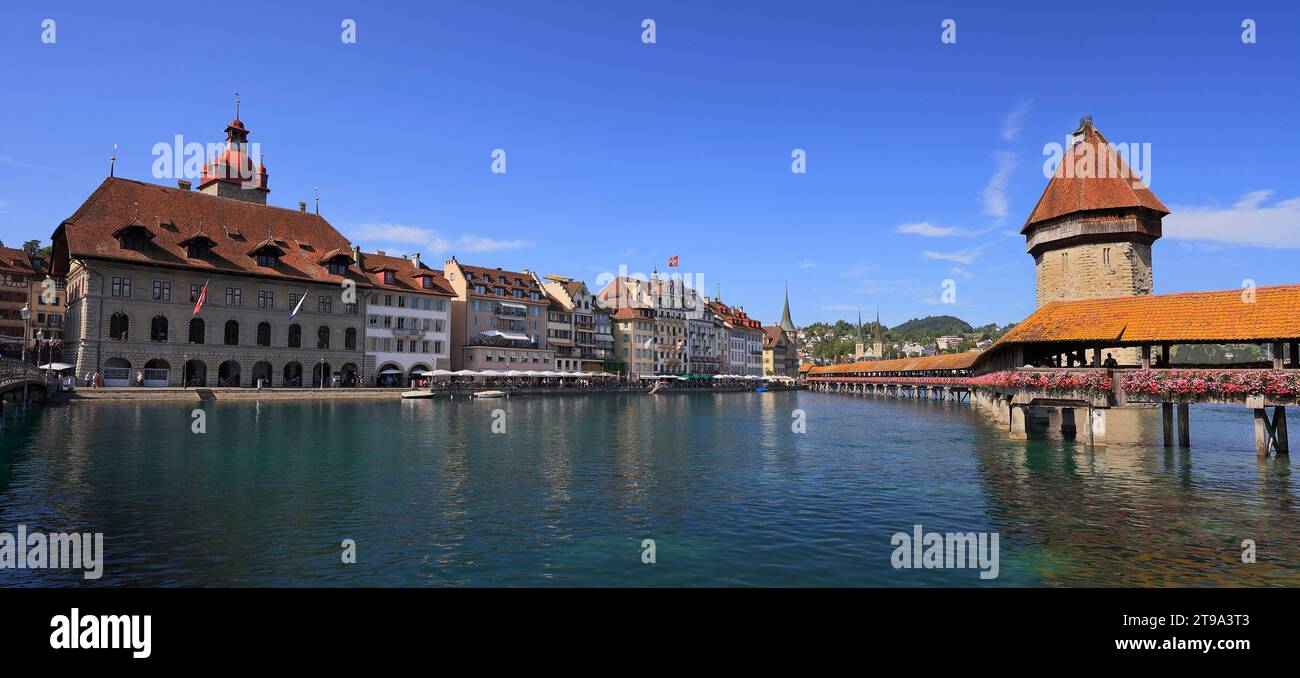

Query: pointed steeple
1023;117;1168;232
856;307;863;342
778;281;796;333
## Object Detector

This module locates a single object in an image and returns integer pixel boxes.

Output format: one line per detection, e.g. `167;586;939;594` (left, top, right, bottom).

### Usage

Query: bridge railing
0;358;47;390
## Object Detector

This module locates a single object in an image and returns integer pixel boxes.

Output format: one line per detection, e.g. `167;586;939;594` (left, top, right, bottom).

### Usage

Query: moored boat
473;390;507;399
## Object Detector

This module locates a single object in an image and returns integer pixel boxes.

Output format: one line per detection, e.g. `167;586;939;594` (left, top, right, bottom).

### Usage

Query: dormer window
420;276;435;290
383;270;396;285
112;223;155;252
179;232;217;261
328;261;348;275
247;239;286;268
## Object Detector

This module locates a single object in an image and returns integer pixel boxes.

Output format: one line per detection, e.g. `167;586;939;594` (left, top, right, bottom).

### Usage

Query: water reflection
0;393;1297;587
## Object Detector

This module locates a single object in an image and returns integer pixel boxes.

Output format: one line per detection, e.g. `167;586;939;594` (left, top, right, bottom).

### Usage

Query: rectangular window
383;316;392;328
382;338;392;351
152;280;171;301
257;290;274;309
225;288;242;306
434;319;445;332
368;337;377;351
422;340;430;353
434;340;444;354
191;283;203;303
1103;247;1111;268
434;298;446;312
288;292;302;312
318;295;332;313
111;276;131;298
368;314;378;326
398;296;406;308
395;340;404;353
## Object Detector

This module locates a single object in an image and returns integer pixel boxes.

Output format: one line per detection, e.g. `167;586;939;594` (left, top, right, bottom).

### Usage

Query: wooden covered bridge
807;284;1300;456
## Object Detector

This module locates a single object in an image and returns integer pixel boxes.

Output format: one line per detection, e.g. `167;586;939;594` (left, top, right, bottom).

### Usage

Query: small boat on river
473;390;507;399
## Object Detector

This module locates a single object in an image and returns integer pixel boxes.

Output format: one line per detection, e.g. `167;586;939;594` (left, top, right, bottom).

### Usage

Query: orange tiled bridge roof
995;285;1300;345
809;351;980;376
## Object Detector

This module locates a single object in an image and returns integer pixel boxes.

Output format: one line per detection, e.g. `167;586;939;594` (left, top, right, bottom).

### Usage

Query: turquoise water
1;391;1297;586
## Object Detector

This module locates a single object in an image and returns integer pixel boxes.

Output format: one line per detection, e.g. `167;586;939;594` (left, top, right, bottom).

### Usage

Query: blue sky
1;1;1297;328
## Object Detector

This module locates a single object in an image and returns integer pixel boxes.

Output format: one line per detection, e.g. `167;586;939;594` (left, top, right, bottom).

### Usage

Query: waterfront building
764;285;800;377
596;273;688;374
706;297;764;376
544;296;579;372
536;274;615;373
358;250;455;385
609;306;655;378
442;258;553;370
28;254;66;343
49;113;371;387
0;247;35;350
685;301;722;374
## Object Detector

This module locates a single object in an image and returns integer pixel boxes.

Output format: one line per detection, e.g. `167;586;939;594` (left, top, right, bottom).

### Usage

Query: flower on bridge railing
967;370;1113;393
1121;369;1300;398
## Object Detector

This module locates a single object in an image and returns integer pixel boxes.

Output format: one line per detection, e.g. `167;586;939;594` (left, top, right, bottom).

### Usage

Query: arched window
189;317;205;344
257;322;271;347
109;312;129;340
150;315;168;342
344;327;357;351
288;324;301;348
317;325;330;350
224;320;240;346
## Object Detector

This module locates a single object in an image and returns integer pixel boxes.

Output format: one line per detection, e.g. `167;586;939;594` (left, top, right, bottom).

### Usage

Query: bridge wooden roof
809;351;981;375
993;285;1300;345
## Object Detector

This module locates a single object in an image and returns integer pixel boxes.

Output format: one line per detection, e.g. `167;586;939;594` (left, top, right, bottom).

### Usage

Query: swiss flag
192;280;209;317
668;255;679;267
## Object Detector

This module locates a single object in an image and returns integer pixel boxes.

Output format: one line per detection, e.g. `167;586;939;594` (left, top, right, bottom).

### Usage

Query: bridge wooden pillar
1060;407;1077;439
1161;343;1171;366
1273;341;1286;370
1009;403;1027;440
1088;407;1106;447
1140;346;1151;369
1290;341;1299;368
1161;402;1175;447
1177;403;1191;448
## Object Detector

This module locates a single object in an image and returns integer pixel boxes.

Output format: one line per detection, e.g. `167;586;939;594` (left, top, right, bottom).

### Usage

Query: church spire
778;281;796;333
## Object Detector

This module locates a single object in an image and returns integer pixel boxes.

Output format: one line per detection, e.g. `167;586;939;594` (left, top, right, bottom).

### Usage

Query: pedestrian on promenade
92;371;102;389
135;371;144;387
1103;353;1118;368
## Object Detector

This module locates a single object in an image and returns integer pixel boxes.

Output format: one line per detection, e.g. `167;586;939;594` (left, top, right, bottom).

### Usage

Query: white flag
289;290;307;320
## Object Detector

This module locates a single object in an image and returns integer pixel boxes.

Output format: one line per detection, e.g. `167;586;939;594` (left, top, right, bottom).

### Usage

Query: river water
1;391;1296;586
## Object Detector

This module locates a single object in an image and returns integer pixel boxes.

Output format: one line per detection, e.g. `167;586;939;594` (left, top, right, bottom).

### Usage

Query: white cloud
799;259;818;269
896;221;961;237
352;222;531;257
1164;191;1300;249
982;151;1018;221
1001;98;1032;142
950;267;972;280
922;245;986;265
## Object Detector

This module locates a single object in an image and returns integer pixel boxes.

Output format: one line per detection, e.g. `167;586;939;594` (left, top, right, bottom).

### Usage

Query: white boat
473;390;507;399
400;390;435;399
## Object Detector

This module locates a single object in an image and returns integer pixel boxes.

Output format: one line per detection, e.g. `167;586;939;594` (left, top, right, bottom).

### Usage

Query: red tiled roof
52;177;369;287
455;261;543;298
992;285;1300;345
0;246;34;275
1023;121;1169;232
358;251;455;296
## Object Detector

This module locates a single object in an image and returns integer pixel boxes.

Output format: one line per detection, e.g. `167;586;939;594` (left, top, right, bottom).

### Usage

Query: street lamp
36;330;48;384
19;303;31;363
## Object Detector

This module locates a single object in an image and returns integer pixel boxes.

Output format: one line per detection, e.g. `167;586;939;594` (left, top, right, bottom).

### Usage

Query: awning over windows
480;330;531;342
498;301;528;310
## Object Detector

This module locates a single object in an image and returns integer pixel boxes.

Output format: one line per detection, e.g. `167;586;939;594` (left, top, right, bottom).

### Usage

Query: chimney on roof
411;252;421;269
376;250;385;256
298;201;307;212
352;243;361;264
177;179;192;190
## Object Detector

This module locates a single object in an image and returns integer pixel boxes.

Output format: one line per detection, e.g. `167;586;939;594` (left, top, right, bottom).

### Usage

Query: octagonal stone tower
1024;117;1169;308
